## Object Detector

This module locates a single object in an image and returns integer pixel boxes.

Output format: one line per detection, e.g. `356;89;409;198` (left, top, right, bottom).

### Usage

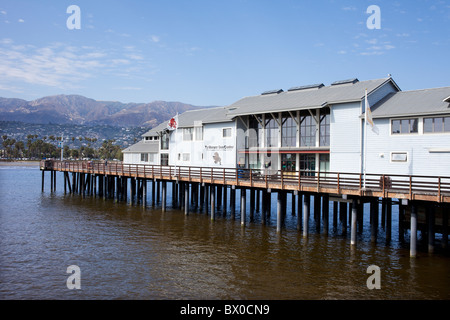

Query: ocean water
0;165;449;300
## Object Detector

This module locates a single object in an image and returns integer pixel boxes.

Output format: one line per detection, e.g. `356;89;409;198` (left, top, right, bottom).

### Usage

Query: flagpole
174;112;178;179
363;89;368;189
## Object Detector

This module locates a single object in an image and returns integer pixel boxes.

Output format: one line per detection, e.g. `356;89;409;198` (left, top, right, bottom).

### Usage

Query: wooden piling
410;203;418;257
230;186;236;219
333;201;338;232
211;184;215;221
223;185;227;214
351;198;358;245
427;203;435;254
386;198;392;243
297;193;303;231
303;194;310;238
184;182;189;215
371;199;378;243
442;209;448;250
240;188;246;227
41;170;45;192
162;181;167;212
277;192;282;233
322;194;329;235
314;194;321;232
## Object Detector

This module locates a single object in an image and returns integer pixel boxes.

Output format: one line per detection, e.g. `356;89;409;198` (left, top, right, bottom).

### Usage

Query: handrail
40;160;450;201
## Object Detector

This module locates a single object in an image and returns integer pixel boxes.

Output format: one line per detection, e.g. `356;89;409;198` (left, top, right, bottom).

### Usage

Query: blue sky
0;0;449;106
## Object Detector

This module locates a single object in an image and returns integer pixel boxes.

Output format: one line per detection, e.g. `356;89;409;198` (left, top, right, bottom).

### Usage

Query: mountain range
0;94;216;128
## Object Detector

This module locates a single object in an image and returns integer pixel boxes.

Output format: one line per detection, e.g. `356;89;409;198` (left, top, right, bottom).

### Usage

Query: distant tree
71;149;79;159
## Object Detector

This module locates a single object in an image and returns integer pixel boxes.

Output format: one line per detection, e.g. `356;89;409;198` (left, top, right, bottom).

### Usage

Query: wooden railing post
438;177;441;202
317;170;320;192
280;170;283;190
409;176;413;200
337;172;340;194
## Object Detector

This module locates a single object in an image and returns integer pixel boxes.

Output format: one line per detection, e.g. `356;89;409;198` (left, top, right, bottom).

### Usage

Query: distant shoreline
0;160;40;167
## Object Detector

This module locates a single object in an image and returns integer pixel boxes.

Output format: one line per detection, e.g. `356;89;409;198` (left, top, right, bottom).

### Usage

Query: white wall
329;102;362;173
169;122;236;168
123;152;159;165
365;118;450;177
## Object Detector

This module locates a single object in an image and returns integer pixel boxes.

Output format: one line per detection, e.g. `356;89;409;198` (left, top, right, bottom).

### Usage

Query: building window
391;118;418;134
160;153;169;166
183;128;193;141
281;153;296;172
319;111;330;146
149;153;154;163
300;112;316;147
223;128;232;138
183;153;190;161
141;153;148;162
265;117;279;147
161;132;169;150
195;126;204;140
248;116;262;148
319;154;330;172
424;116;450;133
281;113;297;147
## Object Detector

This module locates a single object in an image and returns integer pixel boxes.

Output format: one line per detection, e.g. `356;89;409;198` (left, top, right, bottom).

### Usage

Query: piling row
42;169;450;257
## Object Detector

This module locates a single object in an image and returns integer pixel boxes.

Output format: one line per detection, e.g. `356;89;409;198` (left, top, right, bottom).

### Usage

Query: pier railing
41;160;450;203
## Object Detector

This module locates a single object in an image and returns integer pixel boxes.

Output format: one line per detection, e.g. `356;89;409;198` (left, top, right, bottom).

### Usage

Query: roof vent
288;83;324;92
261;89;283;95
443;95;450;103
331;78;359;86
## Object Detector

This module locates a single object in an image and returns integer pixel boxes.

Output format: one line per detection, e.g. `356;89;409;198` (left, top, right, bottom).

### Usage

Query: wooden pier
40;160;450;257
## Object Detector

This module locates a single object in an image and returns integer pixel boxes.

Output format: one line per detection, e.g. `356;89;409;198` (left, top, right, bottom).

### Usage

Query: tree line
1;135;123;160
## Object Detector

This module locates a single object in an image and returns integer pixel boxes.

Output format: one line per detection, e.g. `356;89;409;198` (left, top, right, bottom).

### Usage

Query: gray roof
122;140;159;153
142;106;232;136
226;78;399;116
371;86;450;118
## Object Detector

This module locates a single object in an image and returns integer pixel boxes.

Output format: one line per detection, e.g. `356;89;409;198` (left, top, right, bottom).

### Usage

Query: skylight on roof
261;89;283;95
288;83;324;92
331;78;359;86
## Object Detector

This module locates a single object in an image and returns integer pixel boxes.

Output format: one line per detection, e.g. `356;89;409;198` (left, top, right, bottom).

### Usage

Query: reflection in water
0;167;449;300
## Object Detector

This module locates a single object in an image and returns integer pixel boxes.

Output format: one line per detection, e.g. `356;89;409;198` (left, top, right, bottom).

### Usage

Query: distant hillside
0;94;216;127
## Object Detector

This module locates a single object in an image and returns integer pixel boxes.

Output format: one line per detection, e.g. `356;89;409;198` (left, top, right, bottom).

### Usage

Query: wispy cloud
0;39;154;92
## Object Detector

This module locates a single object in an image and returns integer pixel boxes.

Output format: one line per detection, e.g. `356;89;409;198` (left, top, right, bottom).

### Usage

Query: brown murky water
1;166;449;300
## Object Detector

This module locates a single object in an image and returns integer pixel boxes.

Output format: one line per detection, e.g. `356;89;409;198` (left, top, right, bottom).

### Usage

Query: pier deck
41;160;450;203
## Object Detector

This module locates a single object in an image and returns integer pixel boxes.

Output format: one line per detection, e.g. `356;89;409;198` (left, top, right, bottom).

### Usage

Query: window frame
424;116;450;134
391;118;419;135
222;128;232;138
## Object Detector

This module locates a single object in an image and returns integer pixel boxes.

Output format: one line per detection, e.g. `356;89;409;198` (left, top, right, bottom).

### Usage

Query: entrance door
160;153;169;166
281;153;296;172
300;154;315;176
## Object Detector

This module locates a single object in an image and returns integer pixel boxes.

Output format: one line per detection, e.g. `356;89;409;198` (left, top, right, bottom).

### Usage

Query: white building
123;77;450;177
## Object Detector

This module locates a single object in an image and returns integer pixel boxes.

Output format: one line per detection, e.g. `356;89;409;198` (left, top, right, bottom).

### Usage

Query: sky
0;0;449;107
